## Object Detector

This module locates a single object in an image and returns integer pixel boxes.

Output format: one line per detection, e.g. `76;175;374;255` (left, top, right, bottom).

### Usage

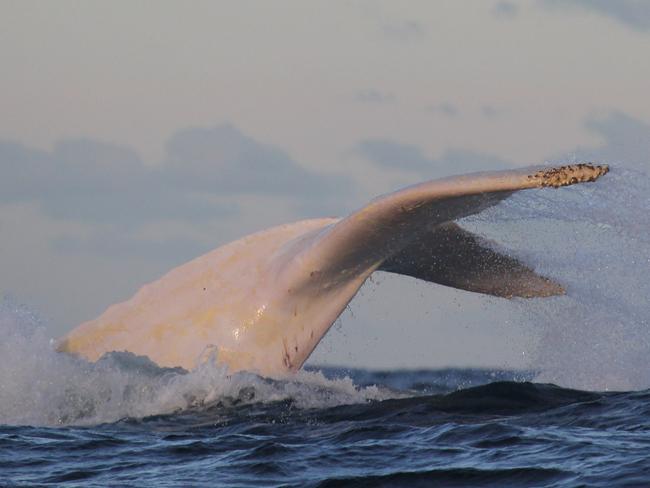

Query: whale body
57;164;609;376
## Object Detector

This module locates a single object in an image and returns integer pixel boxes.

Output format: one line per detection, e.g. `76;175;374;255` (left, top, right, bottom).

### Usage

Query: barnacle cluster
528;163;609;188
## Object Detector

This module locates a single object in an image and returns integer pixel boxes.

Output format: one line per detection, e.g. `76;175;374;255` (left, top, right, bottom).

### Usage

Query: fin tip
530;163;609;189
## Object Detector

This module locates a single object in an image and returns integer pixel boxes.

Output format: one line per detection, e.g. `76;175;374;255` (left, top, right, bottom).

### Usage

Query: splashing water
463;167;650;391
0;299;390;427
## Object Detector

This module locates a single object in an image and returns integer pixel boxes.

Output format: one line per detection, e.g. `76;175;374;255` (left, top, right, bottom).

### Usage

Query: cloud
540;0;650;32
560;111;650;169
356;139;512;178
0;125;353;227
356;140;431;173
492;1;519;18
0;138;221;226
163;125;351;198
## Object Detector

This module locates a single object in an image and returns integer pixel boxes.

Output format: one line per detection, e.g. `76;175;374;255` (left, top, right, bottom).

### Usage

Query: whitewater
2;167;650;486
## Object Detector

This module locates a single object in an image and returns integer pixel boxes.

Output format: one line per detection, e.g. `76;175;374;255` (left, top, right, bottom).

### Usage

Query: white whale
57;164;609;376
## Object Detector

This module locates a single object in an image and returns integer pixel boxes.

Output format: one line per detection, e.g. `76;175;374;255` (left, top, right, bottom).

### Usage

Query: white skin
58;164;608;377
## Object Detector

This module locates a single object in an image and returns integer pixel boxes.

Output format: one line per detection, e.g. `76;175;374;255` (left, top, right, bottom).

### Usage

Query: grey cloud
0;125;353;227
0;138;231;226
493;2;519;18
163;125;352;199
357;140;432;173
357;139;512;178
0;141;52;202
561;111;650;169
540;0;650;32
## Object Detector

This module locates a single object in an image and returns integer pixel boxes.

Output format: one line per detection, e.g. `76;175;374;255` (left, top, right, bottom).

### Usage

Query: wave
311;467;571;488
3;296;628;430
0;299;396;427
0;299;610;428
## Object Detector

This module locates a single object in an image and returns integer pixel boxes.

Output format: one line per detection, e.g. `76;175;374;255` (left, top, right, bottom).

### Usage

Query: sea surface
2;167;650;486
1;362;650;487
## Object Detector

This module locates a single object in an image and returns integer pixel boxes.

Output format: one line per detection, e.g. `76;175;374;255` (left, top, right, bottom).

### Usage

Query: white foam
0;299;391;427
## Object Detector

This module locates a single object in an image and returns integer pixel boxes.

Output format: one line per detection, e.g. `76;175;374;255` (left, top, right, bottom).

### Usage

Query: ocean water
2;167;650;487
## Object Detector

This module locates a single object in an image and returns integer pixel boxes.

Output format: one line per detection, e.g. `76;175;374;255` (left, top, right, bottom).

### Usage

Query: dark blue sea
2;168;650;486
2;359;650;487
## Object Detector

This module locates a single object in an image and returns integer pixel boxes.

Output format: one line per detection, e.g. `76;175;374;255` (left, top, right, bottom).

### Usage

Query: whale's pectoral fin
379;222;564;298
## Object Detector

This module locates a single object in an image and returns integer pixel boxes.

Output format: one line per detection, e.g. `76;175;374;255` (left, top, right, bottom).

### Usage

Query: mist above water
463;167;650;391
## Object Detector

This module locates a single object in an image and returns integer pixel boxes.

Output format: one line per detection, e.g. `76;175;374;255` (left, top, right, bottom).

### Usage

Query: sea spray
463;167;650;390
0;299;389;426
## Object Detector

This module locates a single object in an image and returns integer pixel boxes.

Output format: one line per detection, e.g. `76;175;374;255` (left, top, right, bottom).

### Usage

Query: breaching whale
57;164;609;376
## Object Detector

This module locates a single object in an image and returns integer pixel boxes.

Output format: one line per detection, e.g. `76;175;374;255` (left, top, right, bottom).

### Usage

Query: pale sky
2;0;650;369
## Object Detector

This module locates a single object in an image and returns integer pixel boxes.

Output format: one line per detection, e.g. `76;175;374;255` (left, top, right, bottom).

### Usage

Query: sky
2;0;650;369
